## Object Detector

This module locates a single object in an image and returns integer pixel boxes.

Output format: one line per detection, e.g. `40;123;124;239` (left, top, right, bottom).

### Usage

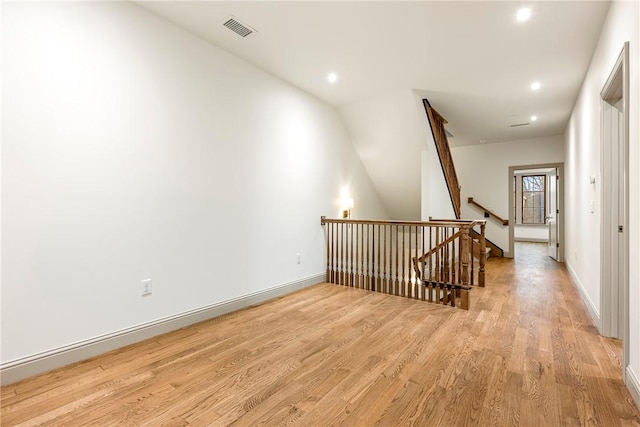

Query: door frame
599;42;629;375
546;168;559;260
507;162;564;262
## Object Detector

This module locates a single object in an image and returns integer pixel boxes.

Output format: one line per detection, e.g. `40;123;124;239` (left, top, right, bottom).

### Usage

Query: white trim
600;41;630;373
565;261;601;330
626;366;640;410
508;163;564;262
514;238;549;243
0;274;325;385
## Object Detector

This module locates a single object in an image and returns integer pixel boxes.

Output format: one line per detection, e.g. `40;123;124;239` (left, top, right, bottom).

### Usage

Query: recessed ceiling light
530;115;538;122
531;81;541;91
516;7;532;22
327;72;338;84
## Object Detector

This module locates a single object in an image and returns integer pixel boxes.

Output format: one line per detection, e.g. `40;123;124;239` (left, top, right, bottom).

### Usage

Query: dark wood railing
423;99;461;219
467;197;509;226
321;217;487;310
426;218;487;288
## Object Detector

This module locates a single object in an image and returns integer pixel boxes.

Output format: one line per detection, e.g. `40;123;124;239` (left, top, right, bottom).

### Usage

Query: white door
600;41;628;368
547;169;558;260
602;95;625;339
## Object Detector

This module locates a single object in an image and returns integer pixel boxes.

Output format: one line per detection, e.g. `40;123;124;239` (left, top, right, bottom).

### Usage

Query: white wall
564;0;639;398
339;90;429;220
421;149;456;221
515;225;548;242
1;2;388;366
450;136;564;251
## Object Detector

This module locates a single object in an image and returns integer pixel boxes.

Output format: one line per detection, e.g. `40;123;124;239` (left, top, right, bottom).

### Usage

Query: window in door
521;175;546;224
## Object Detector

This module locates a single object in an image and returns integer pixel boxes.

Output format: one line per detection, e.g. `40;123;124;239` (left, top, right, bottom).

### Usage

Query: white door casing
600;43;629;345
547;169;558;260
508;163;564;262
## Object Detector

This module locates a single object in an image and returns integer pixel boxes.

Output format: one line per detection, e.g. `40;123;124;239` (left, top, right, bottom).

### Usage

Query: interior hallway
1;243;639;425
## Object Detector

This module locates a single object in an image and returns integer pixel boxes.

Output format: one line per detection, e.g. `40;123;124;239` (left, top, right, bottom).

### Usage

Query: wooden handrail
423;100;461;219
413;221;487;287
467;197;509;226
414;231;462;264
428;217;487;226
321;217;488;310
321;217;480;227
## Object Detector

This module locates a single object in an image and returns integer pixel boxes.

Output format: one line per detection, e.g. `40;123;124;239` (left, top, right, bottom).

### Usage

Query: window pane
521;175;546;224
534;208;543;223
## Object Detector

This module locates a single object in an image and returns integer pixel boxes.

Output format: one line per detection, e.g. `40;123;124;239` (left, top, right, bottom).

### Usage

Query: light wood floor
2;243;640;426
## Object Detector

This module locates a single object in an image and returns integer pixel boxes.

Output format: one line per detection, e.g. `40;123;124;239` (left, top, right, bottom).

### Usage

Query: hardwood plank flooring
2;243;639;426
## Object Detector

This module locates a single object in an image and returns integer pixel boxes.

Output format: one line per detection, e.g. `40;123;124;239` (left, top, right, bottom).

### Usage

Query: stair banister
423;100;461;219
321;217;488;310
467;197;509;226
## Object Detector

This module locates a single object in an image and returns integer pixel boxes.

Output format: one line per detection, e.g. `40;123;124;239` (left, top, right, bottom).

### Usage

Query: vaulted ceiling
136;1;610;219
137;1;609;147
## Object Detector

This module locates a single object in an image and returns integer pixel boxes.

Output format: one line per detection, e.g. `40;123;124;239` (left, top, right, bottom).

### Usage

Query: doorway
600;42;629;358
508;163;564;261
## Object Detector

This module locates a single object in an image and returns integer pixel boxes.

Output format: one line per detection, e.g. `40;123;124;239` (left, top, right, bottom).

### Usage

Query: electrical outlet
142;279;152;296
297;253;301;264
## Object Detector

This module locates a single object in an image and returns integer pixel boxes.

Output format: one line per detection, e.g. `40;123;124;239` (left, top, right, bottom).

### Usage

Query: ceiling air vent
509;122;530;128
223;16;257;38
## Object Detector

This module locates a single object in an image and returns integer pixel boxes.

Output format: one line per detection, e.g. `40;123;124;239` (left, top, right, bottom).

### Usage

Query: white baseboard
0;273;325;385
564;265;639;412
514;238;549;243
626;366;640;410
565;261;601;331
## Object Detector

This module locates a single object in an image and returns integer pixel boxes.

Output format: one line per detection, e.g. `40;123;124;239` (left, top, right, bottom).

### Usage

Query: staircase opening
321;217;488;310
423;99;505;257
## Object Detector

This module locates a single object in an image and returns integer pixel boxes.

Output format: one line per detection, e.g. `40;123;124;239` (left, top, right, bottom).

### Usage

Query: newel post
321;216;330;283
479;222;486;288
459;224;471;310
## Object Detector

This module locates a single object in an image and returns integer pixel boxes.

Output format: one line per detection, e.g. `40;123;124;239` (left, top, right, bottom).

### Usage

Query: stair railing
424;218;486;288
423;99;461;219
467;197;509;226
320;217;487;310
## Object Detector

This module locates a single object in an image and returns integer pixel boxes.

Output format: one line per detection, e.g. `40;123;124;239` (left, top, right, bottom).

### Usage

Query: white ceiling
136;1;610;147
